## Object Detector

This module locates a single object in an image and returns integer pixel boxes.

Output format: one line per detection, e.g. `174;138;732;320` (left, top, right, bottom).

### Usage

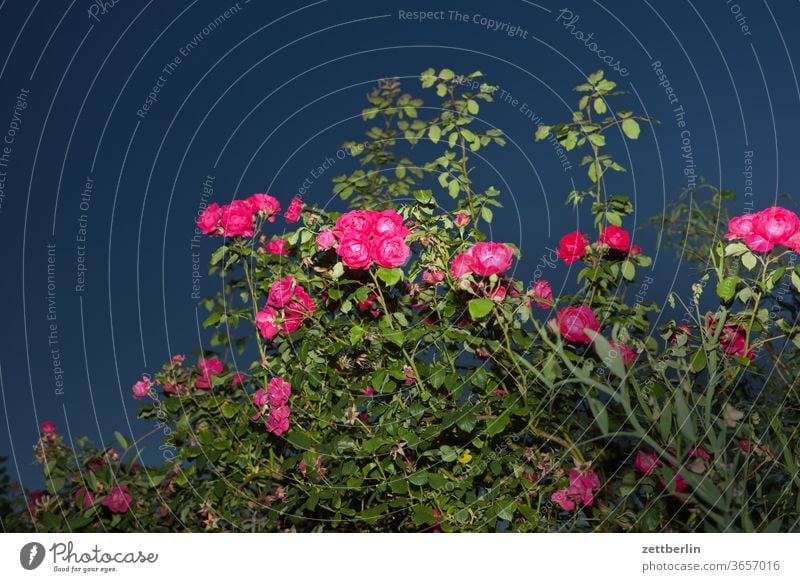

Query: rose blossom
220;200;255;237
468;242;513;276
724;214;755;241
267;276;297;308
752;206;799;245
266;377;292;406
197;203;222;235
255;305;279;340
75;486;94;509
423;268;445;284
247;193;281;219
373;209;409;238
551;468;601;512
266;405;290;436
101;485;132;513
40;420;57;435
557;231;590;264
532;280;553;309
633;451;660;475
336;234;372;269
264;239;289;256
284;197;303;223
598;225;630;251
131;374;152;399
372;235;410;268
316;228;336;250
450;253;473;278
556;306;600;343
335;210;375;236
454;213;470;228
195;357;223;389
609;340;636;365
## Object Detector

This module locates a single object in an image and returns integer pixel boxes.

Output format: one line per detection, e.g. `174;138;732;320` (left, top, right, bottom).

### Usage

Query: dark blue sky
1;0;798;488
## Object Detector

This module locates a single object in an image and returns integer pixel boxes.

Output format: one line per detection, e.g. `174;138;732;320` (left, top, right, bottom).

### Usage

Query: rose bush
6;69;800;533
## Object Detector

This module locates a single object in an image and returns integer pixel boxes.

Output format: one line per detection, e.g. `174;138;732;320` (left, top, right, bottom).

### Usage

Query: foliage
5;69;800;533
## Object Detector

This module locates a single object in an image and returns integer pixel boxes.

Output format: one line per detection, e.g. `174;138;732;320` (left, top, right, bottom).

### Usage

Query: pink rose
255;305;279;340
336;233;372;269
335;210;375;237
372;235;411;268
195;357;223;389
468;242;513;276
450;253;473;278
266;405;290;435
316;229;336;250
131;374;152;400
551;489;575;512
264;239;289;256
40;421;57;435
220;200;255;238
247;193;281;219
101;485;132;513
232;373;246;385
724;214;755;241
197;203;222;235
556;306;600;343
566;468;601;507
75;486;94;509
598;225;630;251
634;451;660;475
268;276;297;308
689;446;711;461
267;377;292;406
284;197;303;223
609;340;636;365
532;280;553;309
422;268;444;284
557;231;590;264
454;213;470;228
752;206;799;245
372;209;409;238
282;287;315;333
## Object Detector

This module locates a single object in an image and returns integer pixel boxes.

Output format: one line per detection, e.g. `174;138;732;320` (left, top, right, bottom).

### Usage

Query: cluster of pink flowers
323;209;411;269
725;206;800;252
195;357;224;389
101;485;132;513
252;377;292;436
256;277;316;340
551;468;601;512
450;241;514;278
557;225;640;264
197;194;305;238
634;447;711;495
131;374;153;399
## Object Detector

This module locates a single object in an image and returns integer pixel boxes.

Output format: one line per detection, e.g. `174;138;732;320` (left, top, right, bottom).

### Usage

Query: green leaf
741;251;757;271
622;118;641;139
439;68;455;80
791;270;800;292
690;349;707;373
411;505;436;526
456;413;477;433
468;298;494;320
480;206;493;223
674;389;697;442
439;445;458;462
349;325;366;345
448;180;460;198
486;408;511;436
384;330;404;347
221;401;240;419
428;125;441;144
377;267;402;286
621;260;635;281
587;397;609;434
467;99;479;115
408;471;428;486
716;276;739;302
593;99;607;114
586;330;626;380
534;125;551;141
114;431;128;450
331;262;345;279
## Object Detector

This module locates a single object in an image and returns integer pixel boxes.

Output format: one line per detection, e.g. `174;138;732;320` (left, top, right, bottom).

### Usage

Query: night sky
1;0;798;488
